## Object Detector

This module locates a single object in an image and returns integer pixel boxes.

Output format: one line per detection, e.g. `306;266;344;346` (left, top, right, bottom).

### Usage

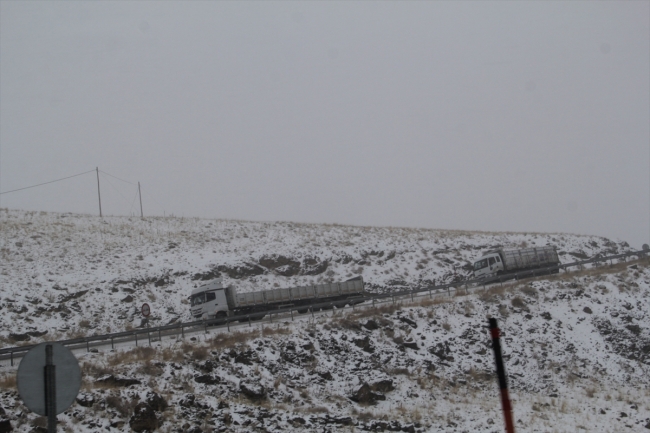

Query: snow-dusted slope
0;208;630;344
0;260;649;432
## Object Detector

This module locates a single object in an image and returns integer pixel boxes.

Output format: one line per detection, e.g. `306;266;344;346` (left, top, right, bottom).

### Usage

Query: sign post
142;303;151;345
45;345;57;432
17;342;81;433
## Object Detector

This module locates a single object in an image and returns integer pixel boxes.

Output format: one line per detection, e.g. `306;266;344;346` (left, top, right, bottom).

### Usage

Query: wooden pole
96;167;102;217
138;182;143;218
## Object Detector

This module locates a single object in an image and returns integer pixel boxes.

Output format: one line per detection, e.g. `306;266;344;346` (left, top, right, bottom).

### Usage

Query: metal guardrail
1;249;647;365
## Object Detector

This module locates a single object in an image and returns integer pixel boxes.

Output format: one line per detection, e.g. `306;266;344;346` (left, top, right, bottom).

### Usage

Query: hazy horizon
1;1;649;246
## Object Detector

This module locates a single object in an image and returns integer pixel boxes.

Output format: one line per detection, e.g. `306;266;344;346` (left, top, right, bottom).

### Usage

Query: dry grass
160;346;184;363
336;317;364;331
261;325;292;337
82;360;113;378
418;295;449;308
207;330;260;349
31;417;47;428
107;346;156;366
344;301;402;320
520;285;538;298
105;394;136;417
510;296;526;309
189;344;209;360
136;359;165;376
0;373;17;390
466;367;492;383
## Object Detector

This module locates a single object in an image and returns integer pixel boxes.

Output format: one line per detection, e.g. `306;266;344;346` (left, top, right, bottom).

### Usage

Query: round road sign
141;303;151;317
17;342;81;416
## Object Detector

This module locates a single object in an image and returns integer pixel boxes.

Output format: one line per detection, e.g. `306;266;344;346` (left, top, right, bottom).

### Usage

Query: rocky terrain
0;208;629;344
1;262;649;432
0;209;649;432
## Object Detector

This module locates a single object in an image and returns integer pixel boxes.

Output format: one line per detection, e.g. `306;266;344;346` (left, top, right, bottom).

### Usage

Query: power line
101;175;138;211
98;170;136;185
130;188;140;215
0;170;95;195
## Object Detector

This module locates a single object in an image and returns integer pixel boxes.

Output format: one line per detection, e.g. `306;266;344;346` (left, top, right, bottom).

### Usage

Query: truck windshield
190;293;206;306
474;259;488;271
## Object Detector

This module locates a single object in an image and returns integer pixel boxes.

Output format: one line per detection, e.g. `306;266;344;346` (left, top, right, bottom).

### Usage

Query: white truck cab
473;252;504;279
190;278;229;319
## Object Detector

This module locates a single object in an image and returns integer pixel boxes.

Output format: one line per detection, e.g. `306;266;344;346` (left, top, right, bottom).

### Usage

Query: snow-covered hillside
0;258;649;432
0;209;630;344
1;209;649;432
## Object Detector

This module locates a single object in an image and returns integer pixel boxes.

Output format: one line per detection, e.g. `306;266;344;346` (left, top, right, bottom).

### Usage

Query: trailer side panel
501;247;559;272
229;279;364;309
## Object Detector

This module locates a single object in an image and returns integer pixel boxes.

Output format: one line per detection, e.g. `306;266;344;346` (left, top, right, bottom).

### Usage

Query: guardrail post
86;340;89;352
148;328;151;346
111;337;114;350
429;289;432;298
10;351;13;367
248;316;252;327
158;329;161;342
270;313;273;323
181;324;184;339
204;321;208;334
135;332;138;347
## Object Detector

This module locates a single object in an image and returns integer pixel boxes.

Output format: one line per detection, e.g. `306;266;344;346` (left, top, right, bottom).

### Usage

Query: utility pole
138;182;143;218
96;167;102;218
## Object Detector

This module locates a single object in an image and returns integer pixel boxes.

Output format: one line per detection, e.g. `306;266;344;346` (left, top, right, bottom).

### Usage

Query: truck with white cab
190;277;365;320
473;246;560;280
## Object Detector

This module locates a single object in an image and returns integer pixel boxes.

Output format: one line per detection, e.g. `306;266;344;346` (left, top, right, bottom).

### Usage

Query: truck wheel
214;312;227;325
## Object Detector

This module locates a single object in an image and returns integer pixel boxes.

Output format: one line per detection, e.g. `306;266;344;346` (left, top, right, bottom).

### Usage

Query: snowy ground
1;209;648;432
0;208;629;343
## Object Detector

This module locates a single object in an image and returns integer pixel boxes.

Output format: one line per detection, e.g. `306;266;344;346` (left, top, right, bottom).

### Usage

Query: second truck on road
473;246;560;280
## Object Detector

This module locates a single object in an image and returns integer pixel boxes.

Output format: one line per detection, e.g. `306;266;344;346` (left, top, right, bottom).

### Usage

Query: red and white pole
489;317;516;433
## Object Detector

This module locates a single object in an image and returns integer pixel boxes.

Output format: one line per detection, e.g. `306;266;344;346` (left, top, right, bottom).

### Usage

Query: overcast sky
1;1;649;247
